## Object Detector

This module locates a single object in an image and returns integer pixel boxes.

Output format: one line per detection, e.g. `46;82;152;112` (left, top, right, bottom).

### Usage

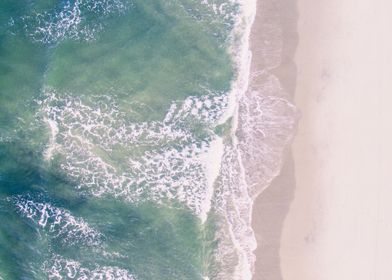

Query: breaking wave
11;195;103;247
19;0;133;43
29;0;298;279
205;0;299;279
38;89;228;221
43;255;136;280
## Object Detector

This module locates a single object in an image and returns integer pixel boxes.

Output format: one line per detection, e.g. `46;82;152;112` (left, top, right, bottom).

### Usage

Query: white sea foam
20;0;133;44
44;117;60;160
206;0;258;278
12;196;103;246
208;0;298;279
0;136;12;143
239;87;299;195
43;254;136;280
216;92;298;279
211;143;256;280
38;89;228;219
198;136;224;223
34;0;299;279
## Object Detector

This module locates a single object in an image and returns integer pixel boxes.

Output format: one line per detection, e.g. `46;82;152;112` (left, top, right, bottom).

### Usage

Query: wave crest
38;89;228;219
11;195;103;246
43;255;136;280
19;0;133;43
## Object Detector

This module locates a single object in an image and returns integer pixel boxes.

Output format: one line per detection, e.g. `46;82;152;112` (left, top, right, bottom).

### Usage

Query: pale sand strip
280;0;392;279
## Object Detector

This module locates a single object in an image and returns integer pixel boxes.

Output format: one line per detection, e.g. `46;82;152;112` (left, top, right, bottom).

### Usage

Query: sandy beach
252;0;392;279
249;0;298;279
281;0;392;279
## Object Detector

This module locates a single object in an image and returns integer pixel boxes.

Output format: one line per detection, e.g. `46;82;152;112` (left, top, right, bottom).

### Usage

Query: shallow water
0;0;298;279
0;1;238;279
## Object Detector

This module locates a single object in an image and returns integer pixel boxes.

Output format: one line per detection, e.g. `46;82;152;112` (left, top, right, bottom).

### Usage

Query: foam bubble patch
38;89;228;220
43;254;137;280
19;0;133;44
11;195;103;247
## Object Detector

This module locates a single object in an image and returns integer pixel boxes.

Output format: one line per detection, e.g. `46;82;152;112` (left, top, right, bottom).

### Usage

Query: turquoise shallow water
0;0;244;279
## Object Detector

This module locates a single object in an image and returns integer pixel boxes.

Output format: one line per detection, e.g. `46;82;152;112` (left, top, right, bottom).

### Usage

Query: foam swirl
11;195;103;246
43;255;136;280
38;89;228;219
19;0;133;43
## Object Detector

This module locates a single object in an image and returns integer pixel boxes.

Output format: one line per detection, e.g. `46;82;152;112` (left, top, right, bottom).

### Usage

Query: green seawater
0;0;239;279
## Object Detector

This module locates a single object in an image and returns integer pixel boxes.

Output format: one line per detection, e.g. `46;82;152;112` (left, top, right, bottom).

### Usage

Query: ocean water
0;0;297;279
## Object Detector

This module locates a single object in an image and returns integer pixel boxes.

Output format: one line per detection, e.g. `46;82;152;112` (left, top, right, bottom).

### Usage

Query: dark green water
0;0;242;279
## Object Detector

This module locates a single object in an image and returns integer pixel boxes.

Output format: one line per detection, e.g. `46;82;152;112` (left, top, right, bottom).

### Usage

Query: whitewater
0;0;298;279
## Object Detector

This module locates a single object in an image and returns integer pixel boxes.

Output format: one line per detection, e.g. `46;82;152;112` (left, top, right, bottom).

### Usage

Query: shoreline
247;0;298;279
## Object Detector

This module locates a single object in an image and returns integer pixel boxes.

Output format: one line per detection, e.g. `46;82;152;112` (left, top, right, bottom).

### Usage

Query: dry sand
280;0;392;279
252;0;392;279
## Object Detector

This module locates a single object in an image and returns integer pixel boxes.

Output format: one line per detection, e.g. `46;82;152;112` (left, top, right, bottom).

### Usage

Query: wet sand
251;0;392;279
249;0;298;279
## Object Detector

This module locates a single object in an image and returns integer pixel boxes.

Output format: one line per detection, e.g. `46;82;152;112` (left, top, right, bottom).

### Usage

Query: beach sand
252;0;392;279
280;0;392;279
249;0;298;279
250;0;392;279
